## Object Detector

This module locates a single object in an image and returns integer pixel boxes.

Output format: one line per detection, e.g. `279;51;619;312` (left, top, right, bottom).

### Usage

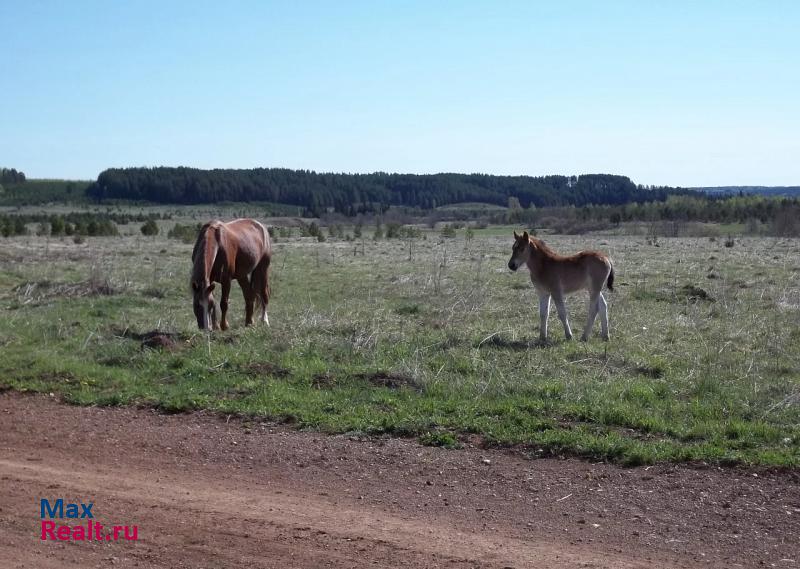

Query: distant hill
87;167;689;214
693;186;800;197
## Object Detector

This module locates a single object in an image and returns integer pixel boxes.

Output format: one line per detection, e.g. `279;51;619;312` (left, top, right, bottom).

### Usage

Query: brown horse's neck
191;224;220;286
531;237;560;257
526;237;559;270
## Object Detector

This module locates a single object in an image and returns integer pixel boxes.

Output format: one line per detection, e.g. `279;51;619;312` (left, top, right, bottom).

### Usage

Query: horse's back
219;219;271;275
222;219;270;251
547;250;611;294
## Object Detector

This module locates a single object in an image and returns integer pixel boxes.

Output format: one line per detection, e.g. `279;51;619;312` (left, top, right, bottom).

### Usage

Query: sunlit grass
1;231;798;466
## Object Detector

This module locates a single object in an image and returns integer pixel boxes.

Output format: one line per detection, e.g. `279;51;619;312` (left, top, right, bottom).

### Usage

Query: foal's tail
606;263;615;292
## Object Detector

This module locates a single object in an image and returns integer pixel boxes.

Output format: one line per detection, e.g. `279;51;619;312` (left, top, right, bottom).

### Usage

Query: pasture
1;226;798;466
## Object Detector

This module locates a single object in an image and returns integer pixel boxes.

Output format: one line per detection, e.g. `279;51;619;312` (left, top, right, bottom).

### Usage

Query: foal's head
507;231;531;271
191;279;217;330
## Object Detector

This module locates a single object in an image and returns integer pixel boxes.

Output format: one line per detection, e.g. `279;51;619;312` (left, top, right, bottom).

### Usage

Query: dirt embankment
1;393;798;568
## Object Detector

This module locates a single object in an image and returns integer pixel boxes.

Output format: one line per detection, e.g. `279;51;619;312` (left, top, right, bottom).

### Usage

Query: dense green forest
0;179;91;206
3;167;797;236
87;167;689;214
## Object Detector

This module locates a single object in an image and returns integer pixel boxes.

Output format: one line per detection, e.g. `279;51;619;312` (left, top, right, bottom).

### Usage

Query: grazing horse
507;231;614;341
190;218;272;331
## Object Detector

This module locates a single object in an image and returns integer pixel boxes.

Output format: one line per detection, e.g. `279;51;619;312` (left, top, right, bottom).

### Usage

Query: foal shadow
477;334;552;351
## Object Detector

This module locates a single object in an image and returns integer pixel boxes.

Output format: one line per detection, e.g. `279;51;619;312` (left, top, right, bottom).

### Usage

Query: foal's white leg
598;293;609;340
553;296;573;340
538;293;550;341
260;303;269;326
581;292;601;342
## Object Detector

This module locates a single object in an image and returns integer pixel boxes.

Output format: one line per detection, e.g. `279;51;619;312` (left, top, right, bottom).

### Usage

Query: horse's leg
538;292;550;341
581;290;601;342
261;265;270;325
209;293;219;330
238;278;255;326
208;294;219;330
219;278;231;331
553;295;573;340
598;292;609;340
255;258;271;326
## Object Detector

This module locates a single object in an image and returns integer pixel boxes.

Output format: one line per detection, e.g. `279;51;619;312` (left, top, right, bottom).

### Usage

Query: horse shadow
476;334;554;351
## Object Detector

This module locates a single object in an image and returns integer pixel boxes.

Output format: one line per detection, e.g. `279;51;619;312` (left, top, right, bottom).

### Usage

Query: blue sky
1;1;798;186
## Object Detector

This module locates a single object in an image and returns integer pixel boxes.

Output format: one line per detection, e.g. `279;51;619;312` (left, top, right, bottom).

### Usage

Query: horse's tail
606;263;615;292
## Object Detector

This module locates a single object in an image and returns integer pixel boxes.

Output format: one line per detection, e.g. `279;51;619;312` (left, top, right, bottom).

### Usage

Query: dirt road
1;393;797;568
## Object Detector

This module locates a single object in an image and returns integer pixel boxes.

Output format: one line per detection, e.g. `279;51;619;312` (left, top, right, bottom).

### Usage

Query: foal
191;219;272;330
507;231;614;341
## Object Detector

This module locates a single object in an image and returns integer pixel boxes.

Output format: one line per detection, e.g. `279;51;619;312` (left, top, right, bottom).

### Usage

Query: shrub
141;219;159;236
167;223;201;243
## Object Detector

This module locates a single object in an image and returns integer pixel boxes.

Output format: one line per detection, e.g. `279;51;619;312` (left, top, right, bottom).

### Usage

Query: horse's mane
191;222;212;262
529;237;560;258
191;222;221;285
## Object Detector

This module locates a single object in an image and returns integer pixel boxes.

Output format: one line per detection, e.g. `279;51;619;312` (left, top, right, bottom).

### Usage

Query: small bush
168;223;201;244
141;220;159;236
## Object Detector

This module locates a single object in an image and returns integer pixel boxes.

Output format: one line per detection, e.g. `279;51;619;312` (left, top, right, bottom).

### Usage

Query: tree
0;168;26;184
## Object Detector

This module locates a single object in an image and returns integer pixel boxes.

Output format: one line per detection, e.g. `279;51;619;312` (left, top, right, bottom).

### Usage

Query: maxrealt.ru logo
40;499;138;541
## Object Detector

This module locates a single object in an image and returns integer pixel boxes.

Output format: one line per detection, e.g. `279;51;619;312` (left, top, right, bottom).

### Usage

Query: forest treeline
87;167;689;214
0;179;91;206
506;195;800;236
0;168;26;184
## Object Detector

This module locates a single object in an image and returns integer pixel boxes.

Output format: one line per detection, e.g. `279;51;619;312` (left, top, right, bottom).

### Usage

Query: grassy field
1;227;798;466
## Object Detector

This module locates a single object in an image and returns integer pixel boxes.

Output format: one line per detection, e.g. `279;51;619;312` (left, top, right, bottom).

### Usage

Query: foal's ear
522;231;529;240
513;230;520;240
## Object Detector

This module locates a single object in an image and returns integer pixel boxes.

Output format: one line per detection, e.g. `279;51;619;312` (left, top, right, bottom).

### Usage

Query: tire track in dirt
2;393;797;568
1;457;654;568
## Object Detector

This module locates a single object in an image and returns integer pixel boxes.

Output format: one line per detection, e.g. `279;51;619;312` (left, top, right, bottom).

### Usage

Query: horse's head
191;280;217;330
507;231;531;271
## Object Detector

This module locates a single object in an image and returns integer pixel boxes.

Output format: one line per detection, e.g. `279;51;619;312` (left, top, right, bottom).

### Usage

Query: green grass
1;230;798;467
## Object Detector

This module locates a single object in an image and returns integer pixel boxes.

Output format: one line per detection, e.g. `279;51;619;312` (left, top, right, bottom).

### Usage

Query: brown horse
190;219;272;331
507;231;614;341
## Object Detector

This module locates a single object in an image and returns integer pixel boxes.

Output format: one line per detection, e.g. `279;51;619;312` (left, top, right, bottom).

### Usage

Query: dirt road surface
1;393;797;568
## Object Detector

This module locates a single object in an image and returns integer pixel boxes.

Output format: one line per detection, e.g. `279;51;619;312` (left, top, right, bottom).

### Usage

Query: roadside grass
1;231;798;467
